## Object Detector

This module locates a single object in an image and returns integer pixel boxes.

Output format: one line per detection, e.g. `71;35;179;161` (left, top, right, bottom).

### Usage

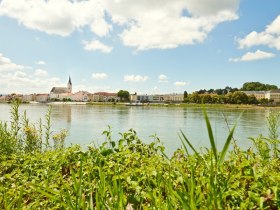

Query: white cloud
0;0;111;37
158;74;168;83
14;71;27;78
124;75;148;82
0;53;64;94
35;60;46;65
229;50;275;62
92;73;108;80
0;53;26;72
90;19;113;37
35;69;48;77
105;0;239;50
238;15;280;50
83;40;113;53
186;0;239;16
174;81;188;87
0;0;240;51
0;70;63;94
73;84;113;93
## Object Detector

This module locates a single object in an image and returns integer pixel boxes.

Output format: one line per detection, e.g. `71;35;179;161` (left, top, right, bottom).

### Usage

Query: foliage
117;90;130;102
241;82;278;91
197;86;238;95
0;104;280;209
183;91;188;99
0;102;67;155
185;91;259;105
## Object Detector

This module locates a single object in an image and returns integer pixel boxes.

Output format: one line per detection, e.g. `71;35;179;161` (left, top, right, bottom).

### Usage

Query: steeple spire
67;76;72;93
68;76;72;85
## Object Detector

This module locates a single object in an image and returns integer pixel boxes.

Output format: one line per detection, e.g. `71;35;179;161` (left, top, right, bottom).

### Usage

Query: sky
0;0;280;95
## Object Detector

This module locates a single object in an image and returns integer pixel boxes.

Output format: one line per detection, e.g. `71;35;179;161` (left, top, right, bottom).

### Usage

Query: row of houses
0;92;185;104
130;93;184;103
0;91;120;103
0;77;122;103
243;90;280;102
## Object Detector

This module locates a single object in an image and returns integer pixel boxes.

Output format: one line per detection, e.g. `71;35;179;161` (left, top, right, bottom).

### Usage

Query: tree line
183;82;278;105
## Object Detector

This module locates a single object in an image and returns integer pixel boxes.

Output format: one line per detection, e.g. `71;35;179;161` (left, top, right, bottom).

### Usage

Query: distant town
0;77;280;105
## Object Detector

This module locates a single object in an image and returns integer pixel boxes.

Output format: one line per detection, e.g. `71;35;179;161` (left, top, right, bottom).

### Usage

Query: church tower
67;76;72;93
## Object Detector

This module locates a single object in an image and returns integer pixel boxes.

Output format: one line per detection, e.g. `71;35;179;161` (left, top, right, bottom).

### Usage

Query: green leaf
203;108;217;162
218;121;238;166
179;130;199;156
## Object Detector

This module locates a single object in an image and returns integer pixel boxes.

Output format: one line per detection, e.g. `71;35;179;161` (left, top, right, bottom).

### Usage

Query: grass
0;102;279;209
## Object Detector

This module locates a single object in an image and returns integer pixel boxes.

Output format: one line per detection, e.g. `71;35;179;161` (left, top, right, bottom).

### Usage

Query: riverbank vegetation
183;82;278;105
0;103;279;209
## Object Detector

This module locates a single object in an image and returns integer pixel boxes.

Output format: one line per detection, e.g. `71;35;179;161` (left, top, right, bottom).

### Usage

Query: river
0;103;273;154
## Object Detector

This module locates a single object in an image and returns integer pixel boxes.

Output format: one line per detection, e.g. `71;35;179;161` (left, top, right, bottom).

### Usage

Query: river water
0;103;274;154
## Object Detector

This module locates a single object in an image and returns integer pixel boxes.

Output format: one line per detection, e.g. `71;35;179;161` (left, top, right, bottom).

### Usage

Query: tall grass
0;103;279;209
0;102;67;156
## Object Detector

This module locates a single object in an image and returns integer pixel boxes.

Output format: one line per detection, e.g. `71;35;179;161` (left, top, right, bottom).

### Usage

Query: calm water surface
0;104;272;154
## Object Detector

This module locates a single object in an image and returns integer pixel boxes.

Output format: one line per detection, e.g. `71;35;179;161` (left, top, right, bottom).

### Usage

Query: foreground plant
0;103;279;209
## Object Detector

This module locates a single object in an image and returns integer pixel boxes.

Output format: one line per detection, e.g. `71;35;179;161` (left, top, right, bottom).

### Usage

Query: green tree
231;91;248;104
211;95;220;104
183;91;188;99
189;92;201;103
259;98;269;104
241;82;278;91
117;90;130;102
224;92;233;103
248;95;258;104
202;94;212;104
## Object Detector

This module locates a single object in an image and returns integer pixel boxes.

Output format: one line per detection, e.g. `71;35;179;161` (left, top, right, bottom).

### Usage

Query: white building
71;91;90;102
36;94;49;102
243;91;266;100
22;94;36;102
265;90;280;102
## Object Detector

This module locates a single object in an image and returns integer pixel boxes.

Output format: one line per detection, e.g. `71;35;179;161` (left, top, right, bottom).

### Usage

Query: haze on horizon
0;0;280;95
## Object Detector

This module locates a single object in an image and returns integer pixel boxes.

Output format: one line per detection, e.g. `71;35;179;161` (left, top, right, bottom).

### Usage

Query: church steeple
67;76;72;93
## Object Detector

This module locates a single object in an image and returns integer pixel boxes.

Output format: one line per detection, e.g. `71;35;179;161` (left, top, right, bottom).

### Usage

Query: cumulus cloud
83;40;113;53
158;74;168;83
229;50;275;62
0;0;111;37
14;71;27;78
92;72;108;80
0;0;240;51
186;0;239;16
35;69;48;77
105;0;239;50
124;75;148;82
174;81;189;87
35;60;46;65
238;15;280;50
0;53;26;72
73;84;114;93
0;53;65;94
0;70;63;94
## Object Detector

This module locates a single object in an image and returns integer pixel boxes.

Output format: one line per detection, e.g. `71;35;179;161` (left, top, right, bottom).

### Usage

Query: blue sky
0;0;280;94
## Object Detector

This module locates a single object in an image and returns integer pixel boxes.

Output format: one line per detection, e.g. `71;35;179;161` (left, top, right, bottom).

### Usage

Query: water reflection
51;105;72;123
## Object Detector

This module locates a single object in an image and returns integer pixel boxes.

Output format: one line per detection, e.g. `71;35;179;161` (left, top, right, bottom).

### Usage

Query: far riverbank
87;102;280;110
2;101;280;110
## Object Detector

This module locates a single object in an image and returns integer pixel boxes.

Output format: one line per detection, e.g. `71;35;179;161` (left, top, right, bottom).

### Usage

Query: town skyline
1;0;280;95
